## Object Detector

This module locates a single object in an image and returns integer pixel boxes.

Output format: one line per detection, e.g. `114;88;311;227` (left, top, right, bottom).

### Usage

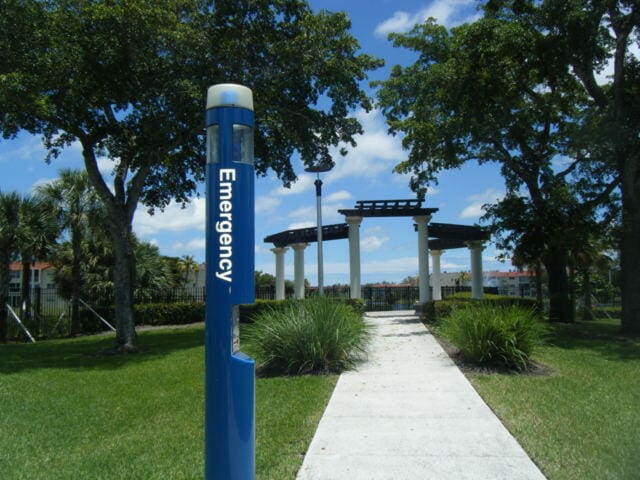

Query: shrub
239;299;295;324
246;297;372;375
135;303;204;326
440;303;545;371
78;303;204;330
239;298;367;324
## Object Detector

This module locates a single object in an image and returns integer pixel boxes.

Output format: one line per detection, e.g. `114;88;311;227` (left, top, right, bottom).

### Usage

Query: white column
431;249;443;301
346;216;362;299
468;241;484;299
414;215;432;304
271;246;288;300
291;243;308;299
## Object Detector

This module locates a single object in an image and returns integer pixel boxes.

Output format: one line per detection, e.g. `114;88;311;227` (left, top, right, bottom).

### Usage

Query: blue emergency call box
205;84;255;480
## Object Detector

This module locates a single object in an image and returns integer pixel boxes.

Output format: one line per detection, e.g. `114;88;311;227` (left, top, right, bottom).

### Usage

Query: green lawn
0;326;337;479
466;318;640;480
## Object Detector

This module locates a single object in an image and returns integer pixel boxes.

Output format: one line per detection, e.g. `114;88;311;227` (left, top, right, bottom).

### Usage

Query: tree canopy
0;0;382;350
375;7;625;322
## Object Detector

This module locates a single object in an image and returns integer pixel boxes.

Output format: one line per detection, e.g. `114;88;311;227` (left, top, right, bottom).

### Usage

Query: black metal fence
1;284;515;341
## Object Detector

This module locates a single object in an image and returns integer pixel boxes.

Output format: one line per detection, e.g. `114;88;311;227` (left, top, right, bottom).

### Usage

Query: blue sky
0;0;514;285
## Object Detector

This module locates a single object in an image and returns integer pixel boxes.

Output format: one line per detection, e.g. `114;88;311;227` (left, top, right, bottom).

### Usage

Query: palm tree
36;169;101;334
15;195;59;322
177;255;199;288
0;191;21;343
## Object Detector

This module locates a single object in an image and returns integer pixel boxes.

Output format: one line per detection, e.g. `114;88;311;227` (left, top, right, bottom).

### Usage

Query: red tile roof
9;261;53;271
485;270;533;277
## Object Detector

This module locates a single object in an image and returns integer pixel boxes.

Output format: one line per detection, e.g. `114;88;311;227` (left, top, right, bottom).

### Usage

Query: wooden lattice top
339;199;438;218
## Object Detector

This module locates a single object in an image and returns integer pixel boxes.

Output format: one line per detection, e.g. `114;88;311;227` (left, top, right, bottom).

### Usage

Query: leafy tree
254;270;277;289
0;191;21;343
376;14;619;322
54;233;183;305
456;271;471;288
0;0;382;351
401;275;419;286
36;169;102;334
482;1;640;330
254;270;298;295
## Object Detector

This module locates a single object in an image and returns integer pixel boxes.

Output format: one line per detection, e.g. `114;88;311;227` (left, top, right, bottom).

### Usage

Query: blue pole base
205;352;255;480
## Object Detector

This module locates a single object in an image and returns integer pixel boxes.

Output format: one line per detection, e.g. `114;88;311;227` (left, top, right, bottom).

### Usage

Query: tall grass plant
247;297;371;375
440;303;544;371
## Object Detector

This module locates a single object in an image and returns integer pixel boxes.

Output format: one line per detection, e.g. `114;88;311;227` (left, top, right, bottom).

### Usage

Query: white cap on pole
207;84;253;110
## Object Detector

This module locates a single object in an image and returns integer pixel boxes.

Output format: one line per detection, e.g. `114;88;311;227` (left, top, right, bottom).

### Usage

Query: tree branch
78;134;116;213
608;5;635;121
555;156;582;179
572;62;607;108
125;162;152;222
576;174;621;215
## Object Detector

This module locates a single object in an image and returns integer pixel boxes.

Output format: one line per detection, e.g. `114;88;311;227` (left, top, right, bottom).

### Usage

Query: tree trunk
544;248;574;323
534;262;544;311
111;216;138;352
581;267;594;321
0;258;10;343
71;224;82;335
620;159;640;335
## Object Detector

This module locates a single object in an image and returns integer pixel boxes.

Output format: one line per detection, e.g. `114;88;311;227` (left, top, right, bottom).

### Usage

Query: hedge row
83;297;366;331
239;298;366;323
422;295;540;323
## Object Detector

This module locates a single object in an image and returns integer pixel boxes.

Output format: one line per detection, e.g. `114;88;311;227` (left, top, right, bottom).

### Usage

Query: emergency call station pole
205;84;256;480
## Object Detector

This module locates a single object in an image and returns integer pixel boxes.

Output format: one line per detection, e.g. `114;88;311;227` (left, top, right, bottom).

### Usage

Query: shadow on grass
545;319;640;362
0;325;205;375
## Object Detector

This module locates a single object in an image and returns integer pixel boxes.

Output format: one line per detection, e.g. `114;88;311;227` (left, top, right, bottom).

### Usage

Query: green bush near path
439;303;545;371
247;297;372;375
0;325;337;480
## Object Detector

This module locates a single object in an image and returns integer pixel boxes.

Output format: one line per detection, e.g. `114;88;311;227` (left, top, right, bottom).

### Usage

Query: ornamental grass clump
440;303;545;371
247;297;371;375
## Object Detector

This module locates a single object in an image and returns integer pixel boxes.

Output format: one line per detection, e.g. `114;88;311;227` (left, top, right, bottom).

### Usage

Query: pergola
264;199;489;302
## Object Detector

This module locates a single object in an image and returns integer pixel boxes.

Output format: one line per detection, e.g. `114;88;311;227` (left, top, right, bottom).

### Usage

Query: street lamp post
305;162;332;296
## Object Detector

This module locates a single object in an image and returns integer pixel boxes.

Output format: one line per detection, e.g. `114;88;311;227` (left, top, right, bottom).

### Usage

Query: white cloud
288;221;316;230
171;237;206;252
134;197;206;236
362;234;390;252
270;173;314;196
288;201;348;226
363;256;419;274
326;109;406;184
325;190;352;203
96;156;116;175
30;177;56;192
0;137;46;162
289;205;316;220
255;195;281;214
441;260;467;270
315;257;422;276
459;188;504;219
375;0;480;37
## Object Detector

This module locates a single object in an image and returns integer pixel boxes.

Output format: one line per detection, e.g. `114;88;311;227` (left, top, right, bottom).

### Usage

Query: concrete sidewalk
296;311;546;480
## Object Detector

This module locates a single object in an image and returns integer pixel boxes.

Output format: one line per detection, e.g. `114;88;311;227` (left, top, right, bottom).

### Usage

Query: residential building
483;270;537;297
